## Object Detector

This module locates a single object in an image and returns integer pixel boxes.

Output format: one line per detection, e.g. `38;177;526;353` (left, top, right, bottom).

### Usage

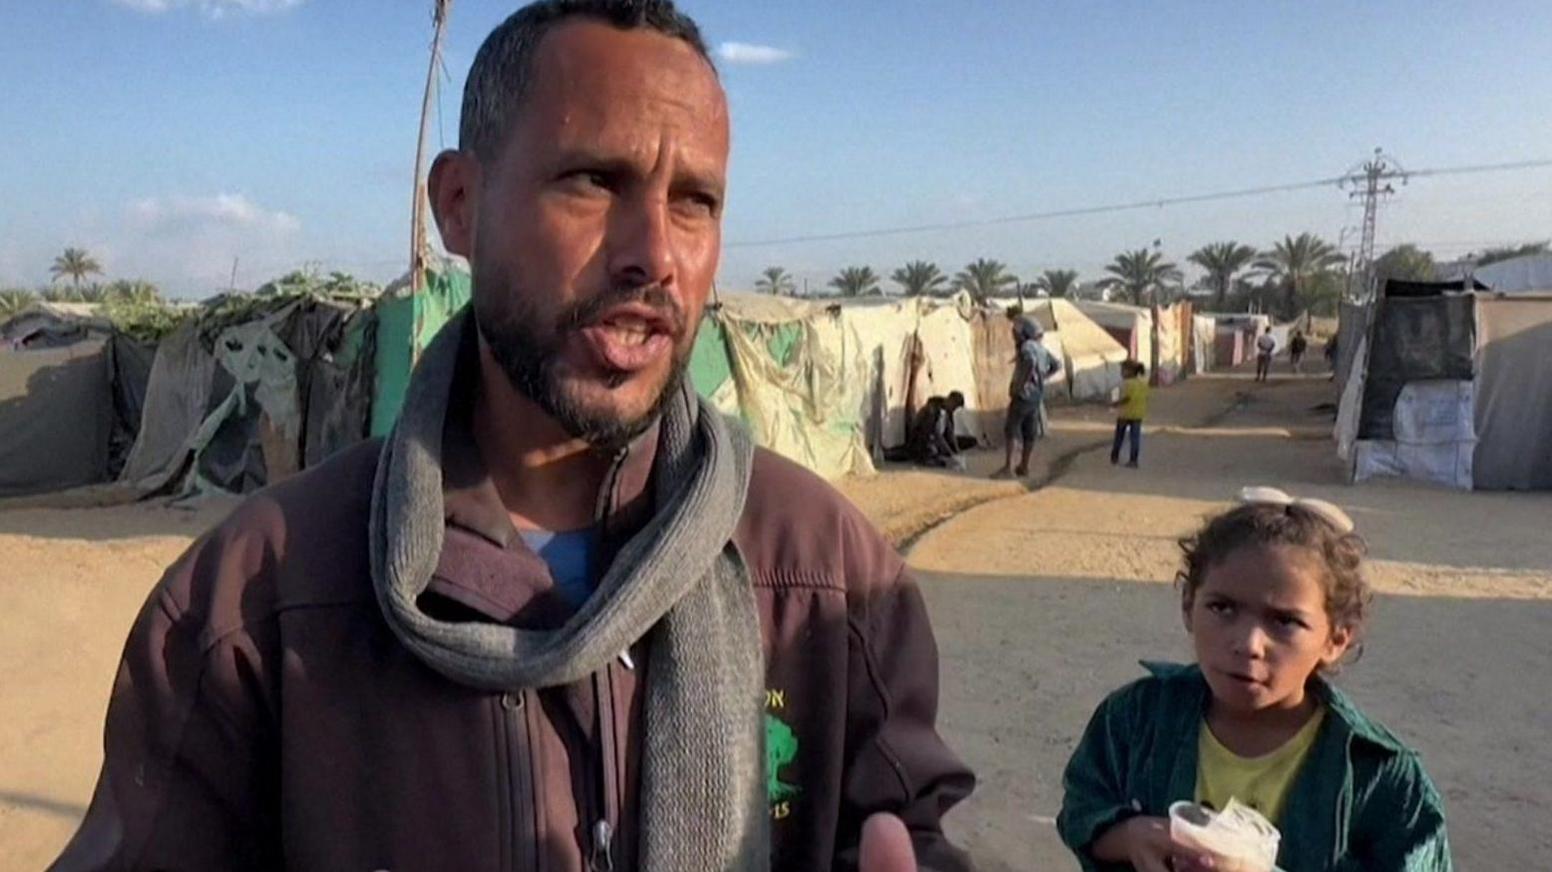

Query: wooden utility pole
409;0;454;296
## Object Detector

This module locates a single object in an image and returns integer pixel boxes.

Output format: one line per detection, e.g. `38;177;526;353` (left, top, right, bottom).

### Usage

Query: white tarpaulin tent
1335;286;1552;490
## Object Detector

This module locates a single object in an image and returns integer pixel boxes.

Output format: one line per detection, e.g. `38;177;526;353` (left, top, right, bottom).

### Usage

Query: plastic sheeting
0;339;113;496
1357;295;1475;441
1044;298;1127;401
718;305;874;479
1473;297;1552;489
1353;381;1476;490
117;323;218;494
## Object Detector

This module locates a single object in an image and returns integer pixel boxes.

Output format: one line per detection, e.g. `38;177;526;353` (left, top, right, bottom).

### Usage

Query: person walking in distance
1254;327;1277;382
1289;330;1308;375
1110;360;1149;469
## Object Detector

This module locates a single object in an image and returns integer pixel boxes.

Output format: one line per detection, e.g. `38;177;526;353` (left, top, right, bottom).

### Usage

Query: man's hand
859;813;916;872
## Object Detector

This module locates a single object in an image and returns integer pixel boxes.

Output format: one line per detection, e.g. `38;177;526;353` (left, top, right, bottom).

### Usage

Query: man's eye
1206;602;1232;616
563;171;611;191
675;193;719;216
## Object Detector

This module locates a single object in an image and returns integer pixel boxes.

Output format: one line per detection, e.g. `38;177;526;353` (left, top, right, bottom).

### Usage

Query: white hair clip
1237;486;1356;534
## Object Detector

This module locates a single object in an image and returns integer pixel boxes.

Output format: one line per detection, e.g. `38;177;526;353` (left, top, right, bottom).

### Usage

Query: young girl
1058;487;1452;871
1111;360;1148;469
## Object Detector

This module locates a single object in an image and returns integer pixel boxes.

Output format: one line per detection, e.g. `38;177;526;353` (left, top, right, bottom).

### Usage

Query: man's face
442;22;728;447
1184;544;1351;716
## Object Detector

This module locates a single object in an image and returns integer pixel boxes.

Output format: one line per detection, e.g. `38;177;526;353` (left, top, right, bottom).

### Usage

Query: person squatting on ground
1057;487;1453;872
48;3;975;870
1254;327;1277;382
994;316;1060;479
1110;360;1149;469
1289;330;1308;374
905;390;967;468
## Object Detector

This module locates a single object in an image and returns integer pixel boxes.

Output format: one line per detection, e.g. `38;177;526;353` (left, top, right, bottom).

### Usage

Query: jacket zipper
588;663;621;872
501;690;535;872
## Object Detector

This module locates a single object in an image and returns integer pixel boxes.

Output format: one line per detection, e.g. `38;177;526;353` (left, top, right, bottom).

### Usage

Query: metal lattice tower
1339;148;1408;301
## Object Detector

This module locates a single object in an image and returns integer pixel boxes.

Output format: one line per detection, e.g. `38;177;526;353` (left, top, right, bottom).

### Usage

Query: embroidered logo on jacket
765;688;799;820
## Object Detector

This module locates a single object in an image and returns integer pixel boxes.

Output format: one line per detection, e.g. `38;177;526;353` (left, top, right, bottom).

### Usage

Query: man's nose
606;193;676;293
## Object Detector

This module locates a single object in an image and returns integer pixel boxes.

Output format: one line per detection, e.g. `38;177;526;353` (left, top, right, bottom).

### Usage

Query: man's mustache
563;285;687;337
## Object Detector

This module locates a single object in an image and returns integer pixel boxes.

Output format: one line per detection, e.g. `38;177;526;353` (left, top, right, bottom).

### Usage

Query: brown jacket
52;406;975;871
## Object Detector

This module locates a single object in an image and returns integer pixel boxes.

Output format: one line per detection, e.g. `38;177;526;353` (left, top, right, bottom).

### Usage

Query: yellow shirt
1195;707;1326;825
1119;377;1149;420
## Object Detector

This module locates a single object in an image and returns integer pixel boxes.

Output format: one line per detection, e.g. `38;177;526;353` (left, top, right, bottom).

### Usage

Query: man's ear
1181;590;1195;634
428;149;478;257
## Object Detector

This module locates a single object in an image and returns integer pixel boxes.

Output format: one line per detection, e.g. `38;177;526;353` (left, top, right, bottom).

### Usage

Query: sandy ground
2;369;1549;869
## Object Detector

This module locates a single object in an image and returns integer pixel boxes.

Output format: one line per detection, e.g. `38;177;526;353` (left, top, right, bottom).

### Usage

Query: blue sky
4;0;1552;297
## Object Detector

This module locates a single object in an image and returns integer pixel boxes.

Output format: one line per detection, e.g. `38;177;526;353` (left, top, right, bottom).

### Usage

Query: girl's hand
1092;815;1218;872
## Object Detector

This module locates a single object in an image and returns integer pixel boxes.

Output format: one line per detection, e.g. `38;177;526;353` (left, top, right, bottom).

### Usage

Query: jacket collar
1139;660;1407;755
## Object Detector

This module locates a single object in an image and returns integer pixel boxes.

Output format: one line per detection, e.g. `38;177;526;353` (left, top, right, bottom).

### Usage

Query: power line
725;157;1552;249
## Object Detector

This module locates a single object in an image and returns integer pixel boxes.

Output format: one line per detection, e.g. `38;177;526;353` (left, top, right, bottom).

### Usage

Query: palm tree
891;260;948;296
1254;233;1344;317
755;266;796;295
952;258;1017;303
1187;242;1258;310
0;288;38;317
49;247;103;290
1101;249;1181;306
1034;269;1080;299
828;266;881;297
104;279;162;305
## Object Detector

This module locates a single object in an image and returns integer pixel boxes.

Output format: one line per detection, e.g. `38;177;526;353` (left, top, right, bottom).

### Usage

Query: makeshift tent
1446;254;1552;294
117;293;377;498
1336;279;1552;490
707;293;875;478
1073;300;1197;383
0;303;151;497
1023;298;1128;402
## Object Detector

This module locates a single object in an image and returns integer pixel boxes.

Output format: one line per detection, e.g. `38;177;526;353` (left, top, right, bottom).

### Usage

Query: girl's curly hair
1177;502;1373;668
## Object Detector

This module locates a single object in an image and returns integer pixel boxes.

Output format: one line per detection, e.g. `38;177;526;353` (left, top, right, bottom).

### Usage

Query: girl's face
1185;544;1352;716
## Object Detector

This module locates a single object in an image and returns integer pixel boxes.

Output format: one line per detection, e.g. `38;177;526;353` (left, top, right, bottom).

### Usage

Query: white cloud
110;0;305;18
715;41;796;66
130;193;300;237
112;194;303;294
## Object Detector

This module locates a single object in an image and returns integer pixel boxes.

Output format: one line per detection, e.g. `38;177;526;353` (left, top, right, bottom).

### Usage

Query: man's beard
472;271;690;451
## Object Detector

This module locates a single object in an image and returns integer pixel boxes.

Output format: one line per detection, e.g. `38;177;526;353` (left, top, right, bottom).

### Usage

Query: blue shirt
518;528;600;609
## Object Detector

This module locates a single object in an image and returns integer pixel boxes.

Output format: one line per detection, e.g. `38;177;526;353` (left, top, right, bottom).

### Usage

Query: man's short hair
460;0;715;161
947;390;965;408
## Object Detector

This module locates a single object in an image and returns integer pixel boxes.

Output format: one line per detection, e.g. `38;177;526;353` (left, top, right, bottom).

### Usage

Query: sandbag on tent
717;300;874;479
1473;296;1552;489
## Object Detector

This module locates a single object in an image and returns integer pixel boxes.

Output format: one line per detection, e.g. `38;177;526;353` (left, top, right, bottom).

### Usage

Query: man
993;317;1059;479
50;3;973;871
907;391;967;468
1254;326;1277;382
1289;329;1308;374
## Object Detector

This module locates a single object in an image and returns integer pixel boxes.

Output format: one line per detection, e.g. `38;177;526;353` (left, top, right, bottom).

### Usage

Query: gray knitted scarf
369;315;769;871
